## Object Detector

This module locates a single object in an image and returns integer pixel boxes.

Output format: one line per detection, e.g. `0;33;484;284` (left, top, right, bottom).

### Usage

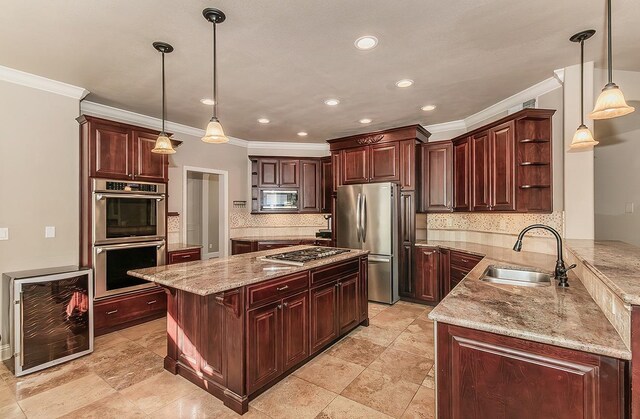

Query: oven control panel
105;182;158;192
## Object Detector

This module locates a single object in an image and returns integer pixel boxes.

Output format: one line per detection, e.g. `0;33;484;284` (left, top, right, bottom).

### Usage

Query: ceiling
1;0;640;143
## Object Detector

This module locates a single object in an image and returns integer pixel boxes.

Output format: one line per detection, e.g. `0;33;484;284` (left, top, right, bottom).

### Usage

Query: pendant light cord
161;51;166;134
212;22;218;120
607;0;613;84
580;38;584;125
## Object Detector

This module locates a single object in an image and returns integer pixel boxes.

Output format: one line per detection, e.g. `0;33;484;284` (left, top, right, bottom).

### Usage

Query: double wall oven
92;179;166;299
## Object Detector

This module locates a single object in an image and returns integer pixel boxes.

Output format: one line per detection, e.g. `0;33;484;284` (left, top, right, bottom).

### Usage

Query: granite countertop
167;243;203;252
421;240;631;360
232;236;331;242
566;240;640;305
129;245;367;296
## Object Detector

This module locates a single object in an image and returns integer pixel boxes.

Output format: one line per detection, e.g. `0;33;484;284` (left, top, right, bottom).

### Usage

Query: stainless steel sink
480;265;552;287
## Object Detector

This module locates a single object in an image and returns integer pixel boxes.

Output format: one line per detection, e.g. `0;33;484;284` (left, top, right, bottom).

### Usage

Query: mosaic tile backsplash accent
422;212;564;237
229;211;327;228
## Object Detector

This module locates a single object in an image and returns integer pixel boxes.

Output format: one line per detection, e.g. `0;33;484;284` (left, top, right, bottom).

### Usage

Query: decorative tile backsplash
422;212;564;237
229;211;327;228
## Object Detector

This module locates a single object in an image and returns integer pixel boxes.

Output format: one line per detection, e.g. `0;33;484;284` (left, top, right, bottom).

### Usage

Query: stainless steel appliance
2;267;93;376
93;179;166;245
93;240;165;299
336;182;399;304
260;189;299;211
259;247;350;266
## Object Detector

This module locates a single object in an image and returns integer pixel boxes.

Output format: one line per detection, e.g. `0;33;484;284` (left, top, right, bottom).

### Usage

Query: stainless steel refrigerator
336;182;399;304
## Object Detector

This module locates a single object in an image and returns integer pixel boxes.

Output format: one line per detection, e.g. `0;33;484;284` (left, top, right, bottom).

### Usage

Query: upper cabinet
78;115;169;183
328;125;431;191
419;141;453;213
257;158;300;188
300;159;321;213
449;109;555;213
320;156;332;213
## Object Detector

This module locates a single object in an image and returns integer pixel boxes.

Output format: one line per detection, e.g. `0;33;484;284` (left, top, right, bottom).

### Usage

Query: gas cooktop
258;247;350;266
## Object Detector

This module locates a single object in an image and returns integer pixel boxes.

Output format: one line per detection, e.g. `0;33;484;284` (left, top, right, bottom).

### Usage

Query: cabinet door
490;121;516;211
421;141;453;212
453;138;472;211
310;282;338;354
400;243;414;298
200;294;225;382
300;160;321;212
320;157;332;213
258;159;279;187
231;240;257;255
369;143;400;182
399;192;415;298
471;131;491;211
399;140;416;191
439;248;451;299
247;302;281;394
359;258;368;322
341;147;369;184
338;273;359;335
415;247;440;302
331;151;341;193
282;292;309;371
90;120;132;180
279;159;300;187
132;130;167;182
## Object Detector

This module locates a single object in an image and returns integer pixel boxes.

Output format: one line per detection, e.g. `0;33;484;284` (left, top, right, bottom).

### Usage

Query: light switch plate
625;203;634;214
0;228;8;240
45;226;56;238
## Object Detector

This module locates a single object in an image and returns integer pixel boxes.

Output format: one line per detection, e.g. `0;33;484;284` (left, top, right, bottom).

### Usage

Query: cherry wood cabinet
78;115;169;183
310;282;339;354
369;142;400;182
337;272;360;335
230;238;329;255
168;248;201;264
257;159;279;187
419;141;453;212
279;159;300;187
94;288;166;336
489;121;516;211
471;131;492;211
320;156;332;213
452;138;471;211
282;292;309;371
414;246;439;302
399;192;416;299
436;323;626;419
247;301;281;393
399;140;417;191
341;147;370;184
300;159;321;212
439;248;452;298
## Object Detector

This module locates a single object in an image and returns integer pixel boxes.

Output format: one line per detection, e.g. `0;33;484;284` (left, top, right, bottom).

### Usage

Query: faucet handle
559;264;577;274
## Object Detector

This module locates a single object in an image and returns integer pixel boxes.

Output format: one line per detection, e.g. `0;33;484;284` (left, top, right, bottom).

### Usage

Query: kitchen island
423;241;629;419
129;246;369;414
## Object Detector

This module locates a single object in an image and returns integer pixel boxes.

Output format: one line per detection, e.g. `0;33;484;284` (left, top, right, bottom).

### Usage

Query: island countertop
421;240;631;360
129;245;368;296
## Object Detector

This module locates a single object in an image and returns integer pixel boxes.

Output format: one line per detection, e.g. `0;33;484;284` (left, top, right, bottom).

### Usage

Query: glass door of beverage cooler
13;269;93;376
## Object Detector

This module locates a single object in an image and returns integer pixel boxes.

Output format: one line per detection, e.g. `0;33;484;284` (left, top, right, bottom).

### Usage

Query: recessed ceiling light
395;79;414;88
257;118;270;124
200;98;215;105
359;118;372;124
354;36;378;50
324;99;340;106
421;105;436;111
297;131;308;137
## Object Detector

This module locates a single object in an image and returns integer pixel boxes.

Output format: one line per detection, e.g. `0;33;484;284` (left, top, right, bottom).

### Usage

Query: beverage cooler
2;266;93;376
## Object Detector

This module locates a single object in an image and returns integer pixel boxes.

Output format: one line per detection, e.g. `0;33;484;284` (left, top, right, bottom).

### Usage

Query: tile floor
0;301;435;418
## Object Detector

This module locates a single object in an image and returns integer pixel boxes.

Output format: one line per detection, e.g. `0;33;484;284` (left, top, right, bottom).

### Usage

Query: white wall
0;80;81;355
206;174;220;254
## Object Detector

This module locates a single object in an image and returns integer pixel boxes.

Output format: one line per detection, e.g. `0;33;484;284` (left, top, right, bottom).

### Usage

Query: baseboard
1;343;12;361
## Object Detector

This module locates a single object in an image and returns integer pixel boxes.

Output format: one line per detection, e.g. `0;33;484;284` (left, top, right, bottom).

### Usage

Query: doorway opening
183;166;229;259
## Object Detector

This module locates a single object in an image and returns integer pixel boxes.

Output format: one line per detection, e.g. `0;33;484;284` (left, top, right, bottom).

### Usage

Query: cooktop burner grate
259;247;350;266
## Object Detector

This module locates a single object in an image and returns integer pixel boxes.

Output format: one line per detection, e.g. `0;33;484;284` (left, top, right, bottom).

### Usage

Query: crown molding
0;65;89;100
465;75;563;128
247;141;329;152
424;119;466;134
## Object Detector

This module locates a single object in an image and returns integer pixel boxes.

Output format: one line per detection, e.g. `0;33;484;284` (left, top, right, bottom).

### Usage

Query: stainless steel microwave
260;189;299;211
93;179;166;245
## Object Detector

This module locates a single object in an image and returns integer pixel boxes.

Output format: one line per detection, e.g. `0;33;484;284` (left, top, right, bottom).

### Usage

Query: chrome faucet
513;224;576;287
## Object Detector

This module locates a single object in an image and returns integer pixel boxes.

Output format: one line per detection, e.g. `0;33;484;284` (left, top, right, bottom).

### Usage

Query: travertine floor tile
325;337;386;367
129;329;167;358
342;369;419;418
422;366;435;389
153;387;268;418
368;302;390;318
94;331;130;351
117;317;166;341
368;348;433;385
317;395;393;419
4;359;92;401
390;320;435;358
349;324;403;347
0;402;25;419
401;386;435;419
60;393;146;418
18;373;115;418
0;384;17;408
120;370;196;413
370;309;419;331
252;376;337;419
294;354;364;393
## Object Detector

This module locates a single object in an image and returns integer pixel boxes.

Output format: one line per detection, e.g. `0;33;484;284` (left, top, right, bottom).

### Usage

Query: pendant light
569;30;599;150
589;0;635;120
151;42;176;154
201;8;229;144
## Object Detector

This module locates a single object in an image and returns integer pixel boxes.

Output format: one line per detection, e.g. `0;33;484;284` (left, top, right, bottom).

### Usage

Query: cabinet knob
283;302;288;308
335;282;341;288
277;304;282;310
276;285;289;292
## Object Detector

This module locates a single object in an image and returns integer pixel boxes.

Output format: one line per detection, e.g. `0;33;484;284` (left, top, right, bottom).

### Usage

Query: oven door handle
96;193;165;201
95;240;165;253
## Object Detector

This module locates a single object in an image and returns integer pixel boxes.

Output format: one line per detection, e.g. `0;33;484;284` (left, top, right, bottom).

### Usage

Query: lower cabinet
415;247;439;303
231;239;327;255
337;273;360;335
436;323;626;419
94;288;166;336
310;282;339;354
168;248;201;264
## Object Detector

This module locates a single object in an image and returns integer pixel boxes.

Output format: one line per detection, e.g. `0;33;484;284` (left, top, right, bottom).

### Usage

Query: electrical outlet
625;203;634;214
45;226;56;238
0;228;8;240
209;244;213;249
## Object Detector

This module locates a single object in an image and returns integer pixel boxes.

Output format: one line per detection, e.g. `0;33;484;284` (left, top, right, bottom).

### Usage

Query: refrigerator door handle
356;193;362;242
368;255;391;263
361;194;367;242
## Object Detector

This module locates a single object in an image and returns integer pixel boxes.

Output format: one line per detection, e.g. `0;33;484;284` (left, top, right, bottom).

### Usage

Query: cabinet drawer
94;288;167;330
449;266;469;286
257;242;297;251
246;271;309;309
449;250;482;271
311;259;359;288
168;248;201;264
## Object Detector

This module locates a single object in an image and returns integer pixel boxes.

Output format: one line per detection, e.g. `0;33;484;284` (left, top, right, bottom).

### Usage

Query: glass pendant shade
569;124;599;150
589;83;635;120
152;133;176;154
201;117;229;143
